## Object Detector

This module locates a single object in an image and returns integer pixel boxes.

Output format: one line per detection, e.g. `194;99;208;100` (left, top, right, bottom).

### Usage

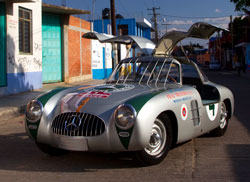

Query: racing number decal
181;104;188;120
206;103;218;121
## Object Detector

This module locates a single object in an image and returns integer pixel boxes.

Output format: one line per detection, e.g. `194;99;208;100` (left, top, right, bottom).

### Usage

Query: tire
36;143;68;156
210;102;229;137
135;114;173;166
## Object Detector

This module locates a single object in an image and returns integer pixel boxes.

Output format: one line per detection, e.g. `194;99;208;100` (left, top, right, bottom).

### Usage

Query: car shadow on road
0;132;142;172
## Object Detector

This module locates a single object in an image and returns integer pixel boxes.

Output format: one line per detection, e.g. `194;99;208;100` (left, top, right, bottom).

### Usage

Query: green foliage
230;0;250;12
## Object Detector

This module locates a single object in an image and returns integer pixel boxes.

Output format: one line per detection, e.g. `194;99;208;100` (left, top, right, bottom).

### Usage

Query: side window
182;64;200;78
19;7;32;54
168;63;180;83
156;62;180;83
182;64;202;85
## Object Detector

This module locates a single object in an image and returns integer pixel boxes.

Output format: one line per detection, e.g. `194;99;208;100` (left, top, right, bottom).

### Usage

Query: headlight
115;104;137;129
25;100;43;122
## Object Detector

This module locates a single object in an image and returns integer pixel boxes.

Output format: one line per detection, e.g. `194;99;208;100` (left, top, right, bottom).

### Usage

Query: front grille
51;112;105;136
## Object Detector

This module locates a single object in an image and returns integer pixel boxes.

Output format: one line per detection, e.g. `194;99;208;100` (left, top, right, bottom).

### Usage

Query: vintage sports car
25;23;234;165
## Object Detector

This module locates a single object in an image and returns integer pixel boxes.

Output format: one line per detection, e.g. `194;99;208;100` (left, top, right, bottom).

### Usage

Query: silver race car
25;23;234;165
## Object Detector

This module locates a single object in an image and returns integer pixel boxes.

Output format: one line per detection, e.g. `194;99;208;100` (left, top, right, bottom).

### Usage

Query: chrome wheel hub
220;103;227;129
145;119;166;156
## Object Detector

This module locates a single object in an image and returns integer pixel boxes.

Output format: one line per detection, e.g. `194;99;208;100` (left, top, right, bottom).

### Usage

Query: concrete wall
63;16;92;83
0;1;42;95
91;40;112;79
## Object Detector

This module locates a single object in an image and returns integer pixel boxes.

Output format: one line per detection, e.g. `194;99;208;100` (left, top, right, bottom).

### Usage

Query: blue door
42;13;62;83
0;2;6;87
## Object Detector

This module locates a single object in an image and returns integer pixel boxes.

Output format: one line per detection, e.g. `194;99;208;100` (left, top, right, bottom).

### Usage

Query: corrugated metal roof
0;0;36;2
42;3;90;15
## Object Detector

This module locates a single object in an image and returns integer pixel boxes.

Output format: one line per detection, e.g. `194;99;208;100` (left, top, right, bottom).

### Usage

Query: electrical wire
160;14;230;19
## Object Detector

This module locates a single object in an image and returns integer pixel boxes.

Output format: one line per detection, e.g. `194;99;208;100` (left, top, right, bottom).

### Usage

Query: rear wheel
36;143;68;156
211;102;228;137
135;114;173;166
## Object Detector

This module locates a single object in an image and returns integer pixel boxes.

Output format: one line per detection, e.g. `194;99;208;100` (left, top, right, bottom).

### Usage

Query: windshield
107;57;181;86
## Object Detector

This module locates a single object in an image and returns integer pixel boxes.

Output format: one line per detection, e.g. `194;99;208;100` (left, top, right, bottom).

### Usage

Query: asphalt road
0;70;250;182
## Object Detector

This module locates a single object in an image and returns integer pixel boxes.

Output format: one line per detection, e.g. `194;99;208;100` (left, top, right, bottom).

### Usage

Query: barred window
19;7;32;54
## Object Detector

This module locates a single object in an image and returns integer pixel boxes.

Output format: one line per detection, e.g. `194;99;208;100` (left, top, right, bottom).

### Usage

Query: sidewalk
0;79;104;120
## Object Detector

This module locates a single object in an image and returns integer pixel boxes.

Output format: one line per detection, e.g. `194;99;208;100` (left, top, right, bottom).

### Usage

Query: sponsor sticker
119;132;130;137
167;91;193;100
76;97;90;112
206;103;218;121
77;86;94;91
173;96;192;103
181;104;188;120
28;125;37;130
77;91;111;99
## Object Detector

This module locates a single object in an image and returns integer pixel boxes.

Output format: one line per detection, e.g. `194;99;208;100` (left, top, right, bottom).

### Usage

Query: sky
43;0;239;46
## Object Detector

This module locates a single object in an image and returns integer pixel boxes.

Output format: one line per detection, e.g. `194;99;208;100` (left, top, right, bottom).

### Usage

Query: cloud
215;9;221;13
167;27;186;32
169;20;194;25
203;17;230;29
203;17;230;23
159;16;232;37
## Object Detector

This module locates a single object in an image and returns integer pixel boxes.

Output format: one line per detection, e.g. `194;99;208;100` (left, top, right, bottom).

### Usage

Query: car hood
59;84;155;115
154;22;228;55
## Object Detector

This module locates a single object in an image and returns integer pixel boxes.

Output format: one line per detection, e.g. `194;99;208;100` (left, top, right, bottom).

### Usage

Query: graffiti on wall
7;40;42;73
34;43;42;51
8;53;15;66
8;53;42;73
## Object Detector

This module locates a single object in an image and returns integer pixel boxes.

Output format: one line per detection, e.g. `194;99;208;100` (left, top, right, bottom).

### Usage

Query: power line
161;14;230;19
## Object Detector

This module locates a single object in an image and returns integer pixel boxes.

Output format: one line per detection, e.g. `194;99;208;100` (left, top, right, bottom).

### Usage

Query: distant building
0;1;91;96
42;4;91;84
208;16;250;70
93;18;151;39
235;42;250;70
0;0;42;95
195;49;210;66
91;17;152;79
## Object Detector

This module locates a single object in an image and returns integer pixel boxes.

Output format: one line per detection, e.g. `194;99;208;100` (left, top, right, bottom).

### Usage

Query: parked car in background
209;60;221;70
25;22;233;165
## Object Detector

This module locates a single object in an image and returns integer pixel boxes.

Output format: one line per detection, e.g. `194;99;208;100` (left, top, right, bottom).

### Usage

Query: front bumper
51;134;89;151
31;111;148;152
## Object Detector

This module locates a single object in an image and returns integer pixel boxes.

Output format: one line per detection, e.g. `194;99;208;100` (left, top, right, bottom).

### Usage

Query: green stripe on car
37;87;68;106
126;90;164;112
117;90;164;149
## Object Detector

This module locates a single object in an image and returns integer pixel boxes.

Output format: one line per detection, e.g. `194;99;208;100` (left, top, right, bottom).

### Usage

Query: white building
0;0;42;95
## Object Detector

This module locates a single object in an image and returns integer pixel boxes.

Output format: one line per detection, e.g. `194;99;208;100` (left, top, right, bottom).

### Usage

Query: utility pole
92;0;95;31
110;0;116;36
148;7;160;43
230;15;234;68
110;0;117;70
230;15;234;51
61;0;66;6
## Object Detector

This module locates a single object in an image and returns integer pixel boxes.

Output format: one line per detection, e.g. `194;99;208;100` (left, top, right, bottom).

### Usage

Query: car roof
121;55;193;65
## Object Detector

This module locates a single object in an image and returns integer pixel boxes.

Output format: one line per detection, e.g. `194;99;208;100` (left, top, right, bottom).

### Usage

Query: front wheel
211;102;229;137
134;114;173;166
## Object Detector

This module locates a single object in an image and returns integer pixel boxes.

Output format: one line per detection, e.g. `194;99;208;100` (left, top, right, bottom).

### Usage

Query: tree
230;0;250;14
